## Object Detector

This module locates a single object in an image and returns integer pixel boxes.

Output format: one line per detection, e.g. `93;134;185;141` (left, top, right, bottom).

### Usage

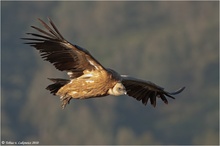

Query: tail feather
46;78;70;95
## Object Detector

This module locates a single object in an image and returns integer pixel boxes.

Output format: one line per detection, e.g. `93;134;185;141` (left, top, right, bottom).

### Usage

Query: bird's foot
60;96;72;109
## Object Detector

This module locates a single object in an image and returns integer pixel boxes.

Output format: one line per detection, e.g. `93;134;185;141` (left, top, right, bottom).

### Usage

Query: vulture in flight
23;18;185;109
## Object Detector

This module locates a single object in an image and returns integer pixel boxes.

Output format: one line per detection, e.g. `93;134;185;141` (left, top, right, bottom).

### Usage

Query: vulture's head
108;82;127;96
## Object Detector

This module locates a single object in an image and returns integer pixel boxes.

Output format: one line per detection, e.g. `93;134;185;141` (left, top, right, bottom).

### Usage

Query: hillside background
1;1;219;145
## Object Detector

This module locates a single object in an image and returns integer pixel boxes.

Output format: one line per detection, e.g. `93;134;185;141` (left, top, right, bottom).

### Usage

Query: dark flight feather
46;78;70;95
22;18;104;78
121;75;185;107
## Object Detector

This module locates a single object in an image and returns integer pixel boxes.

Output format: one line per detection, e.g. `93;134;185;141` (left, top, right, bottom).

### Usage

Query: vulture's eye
118;87;124;92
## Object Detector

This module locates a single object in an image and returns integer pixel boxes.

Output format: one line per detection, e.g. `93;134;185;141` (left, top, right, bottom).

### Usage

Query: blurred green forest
1;1;219;145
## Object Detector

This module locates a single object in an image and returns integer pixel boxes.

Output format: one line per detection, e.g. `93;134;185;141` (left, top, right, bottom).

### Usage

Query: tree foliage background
1;1;219;145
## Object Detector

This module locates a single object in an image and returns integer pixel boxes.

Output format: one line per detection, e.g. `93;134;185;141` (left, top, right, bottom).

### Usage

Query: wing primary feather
47;17;65;40
142;97;149;105
26;33;55;40
37;18;61;39
159;93;168;104
168;87;186;95
141;90;151;105
31;26;56;39
149;92;157;107
164;93;175;99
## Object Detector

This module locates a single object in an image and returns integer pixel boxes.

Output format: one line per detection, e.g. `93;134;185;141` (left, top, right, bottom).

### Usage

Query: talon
61;96;72;109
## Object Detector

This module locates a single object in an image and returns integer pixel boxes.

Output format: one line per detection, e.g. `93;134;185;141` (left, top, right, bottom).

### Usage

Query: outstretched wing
22;18;105;78
121;75;185;107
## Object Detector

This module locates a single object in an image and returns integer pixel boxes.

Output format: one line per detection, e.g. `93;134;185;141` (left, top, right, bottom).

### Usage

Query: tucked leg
60;96;72;109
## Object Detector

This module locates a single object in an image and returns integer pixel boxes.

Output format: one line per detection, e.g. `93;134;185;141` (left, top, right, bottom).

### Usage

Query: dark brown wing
121;75;185;107
22;18;105;78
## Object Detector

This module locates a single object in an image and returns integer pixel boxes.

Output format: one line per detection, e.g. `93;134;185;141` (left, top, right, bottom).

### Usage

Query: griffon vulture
23;18;185;109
